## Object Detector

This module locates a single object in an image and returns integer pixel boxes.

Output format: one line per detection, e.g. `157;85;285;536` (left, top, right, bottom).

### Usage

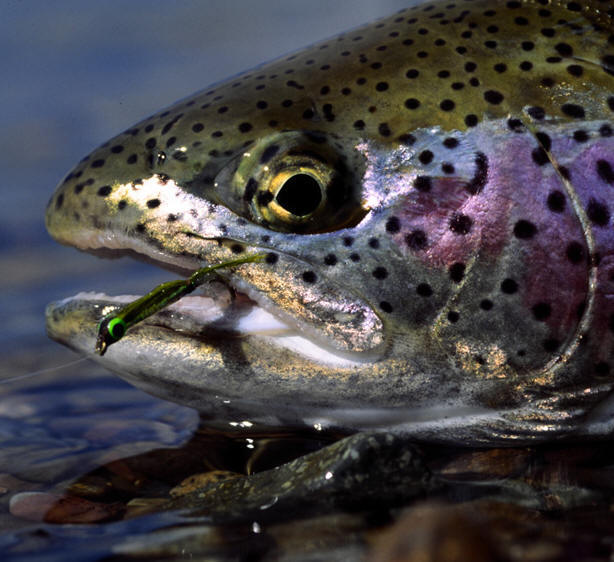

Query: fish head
45;0;614;443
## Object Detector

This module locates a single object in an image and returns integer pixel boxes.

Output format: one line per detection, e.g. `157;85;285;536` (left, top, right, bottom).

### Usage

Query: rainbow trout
45;1;614;444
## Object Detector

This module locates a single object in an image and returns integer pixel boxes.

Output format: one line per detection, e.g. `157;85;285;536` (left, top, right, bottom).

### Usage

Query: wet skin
46;0;614;444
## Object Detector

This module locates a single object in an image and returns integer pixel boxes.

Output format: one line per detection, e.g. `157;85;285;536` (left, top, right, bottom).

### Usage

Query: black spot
501;278;518;294
600;124;613;137
369;238;380;249
230;244;244;254
561;103;585;118
91;159;105;168
555;42;573;57
566;1;582;10
147;198;160;209
55;193;64;210
494;63;507;73
265;253;278;265
419;150;434;165
350;253;361;262
541;77;555;88
440;99;455;111
532;147;549;166
547;190;566;213
376;81;389;92
449;262;465;283
343;236;354;247
97;185;112;197
260;145;280;164
527;106;545;120
448;311;460;323
406;69;419;79
466;152;488;195
380;301;393;313
416;283;433;297
243;178;259;202
541;27;556;37
514;16;529;25
559;166;571;180
508;118;524;132
378;123;392;137
566;241;585;263
372;267;388;279
521;41;534;51
597;160;614;183
573;130;589;142
386;216;401;233
405;98;421;109
443;137;459;149
354;120;365;130
465;114;478;127
118;200;127;210
602;54;614;76
587;198;610;226
484;90;504;104
324;254;338;266
567;64;583;76
135;223;146;234
520;61;533;71
302;271;317;283
449;213;473;235
532;302;551;321
464;61;477;72
192;123;204;133
398;134;416;146
414;176;432;192
406;230;428;250
322;104;335;121
480;299;494;310
110;145;124;154
442;163;455;174
145;138;156;150
238;122;253;133
513;220;537;239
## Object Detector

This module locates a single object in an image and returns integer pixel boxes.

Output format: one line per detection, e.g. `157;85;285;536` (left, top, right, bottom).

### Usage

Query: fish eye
274;173;323;217
220;132;368;233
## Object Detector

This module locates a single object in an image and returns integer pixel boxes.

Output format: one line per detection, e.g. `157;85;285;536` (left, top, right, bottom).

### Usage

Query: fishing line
0;357;89;385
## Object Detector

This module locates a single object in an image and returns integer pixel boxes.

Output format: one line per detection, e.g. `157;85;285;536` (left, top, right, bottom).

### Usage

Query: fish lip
53;250;377;364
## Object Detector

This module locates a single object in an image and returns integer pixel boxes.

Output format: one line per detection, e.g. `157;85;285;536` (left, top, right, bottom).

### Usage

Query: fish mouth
46;252;373;368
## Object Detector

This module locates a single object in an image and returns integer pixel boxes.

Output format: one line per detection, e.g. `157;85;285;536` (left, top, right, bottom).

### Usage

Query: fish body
45;0;614;444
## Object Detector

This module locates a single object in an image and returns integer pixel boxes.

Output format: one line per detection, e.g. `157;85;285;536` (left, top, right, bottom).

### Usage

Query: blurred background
0;0;411;366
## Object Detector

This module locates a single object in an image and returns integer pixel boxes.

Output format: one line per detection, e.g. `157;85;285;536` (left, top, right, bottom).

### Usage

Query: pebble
9;491;124;523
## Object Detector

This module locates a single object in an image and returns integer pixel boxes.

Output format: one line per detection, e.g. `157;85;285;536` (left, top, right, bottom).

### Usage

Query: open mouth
47;254;371;368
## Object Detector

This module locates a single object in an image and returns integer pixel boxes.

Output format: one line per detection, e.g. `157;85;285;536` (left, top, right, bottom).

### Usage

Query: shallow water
4;2;614;561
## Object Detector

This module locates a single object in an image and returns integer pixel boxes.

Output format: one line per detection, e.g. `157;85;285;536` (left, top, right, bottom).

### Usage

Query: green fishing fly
95;254;265;355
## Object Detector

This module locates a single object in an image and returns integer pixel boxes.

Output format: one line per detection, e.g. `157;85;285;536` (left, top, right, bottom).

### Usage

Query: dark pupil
275;174;322;216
